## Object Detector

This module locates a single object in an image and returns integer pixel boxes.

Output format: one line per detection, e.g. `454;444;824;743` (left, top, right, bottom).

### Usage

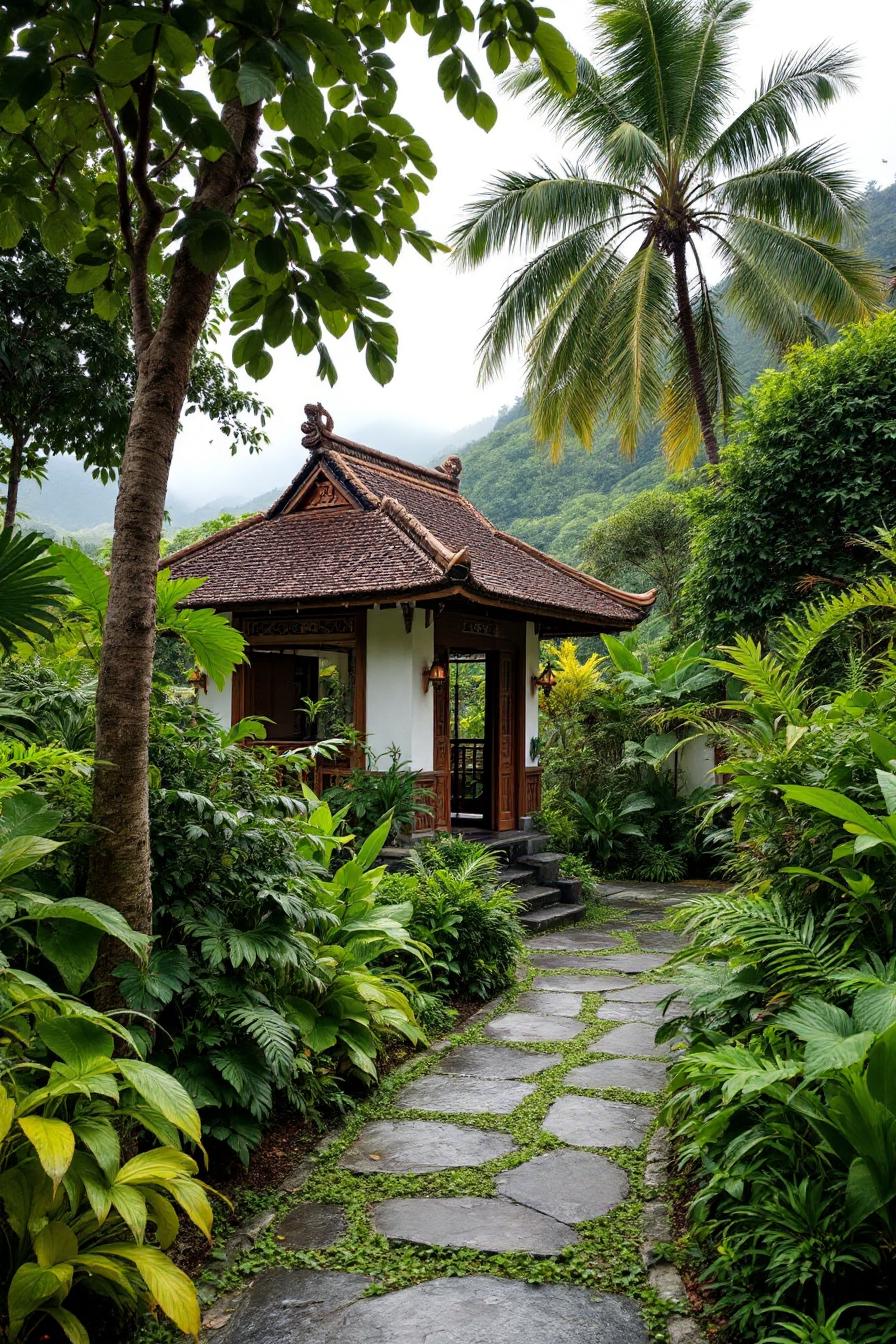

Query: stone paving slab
583;953;672;973
530;953;626;971
599;1005;677;1021
340;1120;516;1173
514;989;584;1017
590;1023;673;1058
434;1043;563;1079
274;1203;347;1250
395;1073;535;1116
533;974;635;993
221;1274;650;1344
606;982;683;1003
635;930;690;952
528;929;631;951
496;1149;630;1223
216;1268;371;1341
485;1011;588;1043
565;1058;668;1095
598;909;670;927
543;1095;655;1148
373;1195;579;1254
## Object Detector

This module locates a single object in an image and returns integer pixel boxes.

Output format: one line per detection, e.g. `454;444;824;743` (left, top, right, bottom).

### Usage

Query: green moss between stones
141;901;691;1344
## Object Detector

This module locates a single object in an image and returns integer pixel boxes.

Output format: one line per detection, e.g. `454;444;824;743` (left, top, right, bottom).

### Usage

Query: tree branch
94;89;134;256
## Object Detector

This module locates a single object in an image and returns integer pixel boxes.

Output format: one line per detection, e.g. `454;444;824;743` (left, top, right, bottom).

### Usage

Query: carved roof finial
440;454;463;484
301;402;335;450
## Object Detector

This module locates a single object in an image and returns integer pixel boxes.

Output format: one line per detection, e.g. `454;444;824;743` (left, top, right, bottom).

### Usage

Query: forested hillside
461;180;896;563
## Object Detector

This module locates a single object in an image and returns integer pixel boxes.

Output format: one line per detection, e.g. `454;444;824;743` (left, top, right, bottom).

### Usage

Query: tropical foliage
661;537;896;1340
453;0;884;466
683;313;896;646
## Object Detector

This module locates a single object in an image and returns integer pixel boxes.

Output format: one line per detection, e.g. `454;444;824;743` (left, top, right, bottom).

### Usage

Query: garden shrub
379;859;523;1003
0;782;211;1342
116;702;429;1165
663;554;896;1340
683;314;896;647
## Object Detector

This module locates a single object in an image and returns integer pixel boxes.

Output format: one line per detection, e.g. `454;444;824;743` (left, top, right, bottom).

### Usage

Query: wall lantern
531;661;557;697
422;657;448;694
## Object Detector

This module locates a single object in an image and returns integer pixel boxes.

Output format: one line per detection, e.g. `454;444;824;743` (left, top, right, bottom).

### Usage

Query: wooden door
492;650;517;831
431;652;452;831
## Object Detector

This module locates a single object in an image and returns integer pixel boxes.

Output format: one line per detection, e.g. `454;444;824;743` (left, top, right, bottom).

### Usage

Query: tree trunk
88;100;261;973
672;244;720;468
3;428;24;529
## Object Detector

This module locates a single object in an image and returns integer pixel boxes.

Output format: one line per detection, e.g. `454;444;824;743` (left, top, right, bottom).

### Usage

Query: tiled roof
164;404;655;629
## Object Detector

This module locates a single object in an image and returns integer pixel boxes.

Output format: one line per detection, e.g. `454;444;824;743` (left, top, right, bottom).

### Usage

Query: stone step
521;851;564;883
478;831;551;861
497;865;536;888
518;902;587;934
509;884;562;914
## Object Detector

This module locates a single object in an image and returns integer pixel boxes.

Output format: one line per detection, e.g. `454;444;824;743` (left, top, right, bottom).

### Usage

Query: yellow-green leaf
116;1147;197;1186
33;1221;79;1267
101;1245;201;1337
117;1061;202;1146
44;1306;90;1344
18;1116;75;1191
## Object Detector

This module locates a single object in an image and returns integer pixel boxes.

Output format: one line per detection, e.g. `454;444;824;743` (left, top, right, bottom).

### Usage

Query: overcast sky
169;0;895;506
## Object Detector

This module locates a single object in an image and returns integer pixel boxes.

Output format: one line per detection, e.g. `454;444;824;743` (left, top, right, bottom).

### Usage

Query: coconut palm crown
452;0;885;467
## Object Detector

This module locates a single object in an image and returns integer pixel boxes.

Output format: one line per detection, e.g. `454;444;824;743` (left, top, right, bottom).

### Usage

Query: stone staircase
476;829;587;934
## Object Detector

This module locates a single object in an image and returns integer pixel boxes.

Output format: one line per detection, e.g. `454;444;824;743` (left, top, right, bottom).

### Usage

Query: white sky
169;0;896;505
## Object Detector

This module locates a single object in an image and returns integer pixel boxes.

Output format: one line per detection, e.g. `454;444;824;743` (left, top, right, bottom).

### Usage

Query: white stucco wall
525;621;540;766
677;734;716;794
365;606;434;770
199;612;233;728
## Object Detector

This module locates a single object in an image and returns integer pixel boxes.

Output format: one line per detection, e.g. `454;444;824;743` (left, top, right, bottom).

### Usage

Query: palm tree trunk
87;100;262;968
3;428;24;529
672;244;720;467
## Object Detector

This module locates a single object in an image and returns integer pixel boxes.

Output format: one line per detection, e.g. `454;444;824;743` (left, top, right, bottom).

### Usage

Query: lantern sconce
531;661;557;697
188;667;208;694
422;657;448;694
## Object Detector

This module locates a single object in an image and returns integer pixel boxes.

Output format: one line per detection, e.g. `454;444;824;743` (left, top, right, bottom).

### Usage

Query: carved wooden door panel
432;656;452;831
493;651;517;831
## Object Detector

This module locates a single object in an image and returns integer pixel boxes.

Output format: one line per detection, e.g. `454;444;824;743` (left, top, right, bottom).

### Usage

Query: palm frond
525;246;628;455
726;214;885;328
600;241;675;457
699;43;859;174
501;50;630;161
594;0;693;148
0;529;67;654
717;141;866;244
450;163;630;269
677;0;749;155
475;224;607;382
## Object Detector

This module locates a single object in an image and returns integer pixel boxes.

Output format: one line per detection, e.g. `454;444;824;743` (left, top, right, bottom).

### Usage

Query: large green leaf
50;543;109;618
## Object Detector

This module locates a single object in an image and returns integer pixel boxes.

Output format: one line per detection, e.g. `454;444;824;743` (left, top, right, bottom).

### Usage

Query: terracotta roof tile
165;411;654;629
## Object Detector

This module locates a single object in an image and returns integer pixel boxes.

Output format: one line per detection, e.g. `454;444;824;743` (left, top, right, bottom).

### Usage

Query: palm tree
452;0;885;468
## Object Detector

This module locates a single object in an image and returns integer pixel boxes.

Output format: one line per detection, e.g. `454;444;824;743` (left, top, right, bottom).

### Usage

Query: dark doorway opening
449;654;490;828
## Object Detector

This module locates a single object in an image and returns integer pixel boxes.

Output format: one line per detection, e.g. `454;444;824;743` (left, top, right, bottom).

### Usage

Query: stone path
207;881;703;1344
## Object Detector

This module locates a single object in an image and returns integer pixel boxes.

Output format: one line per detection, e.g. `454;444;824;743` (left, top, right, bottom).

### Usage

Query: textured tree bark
88;100;261;966
672;244;720;468
3;428;24;529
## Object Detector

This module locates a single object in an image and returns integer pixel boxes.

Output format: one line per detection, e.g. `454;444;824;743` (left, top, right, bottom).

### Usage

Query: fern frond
777;575;896;675
711;635;808;723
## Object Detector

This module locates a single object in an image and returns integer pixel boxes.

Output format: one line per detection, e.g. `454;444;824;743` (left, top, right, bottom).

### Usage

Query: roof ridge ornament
440;454;463;484
301;402;334;450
